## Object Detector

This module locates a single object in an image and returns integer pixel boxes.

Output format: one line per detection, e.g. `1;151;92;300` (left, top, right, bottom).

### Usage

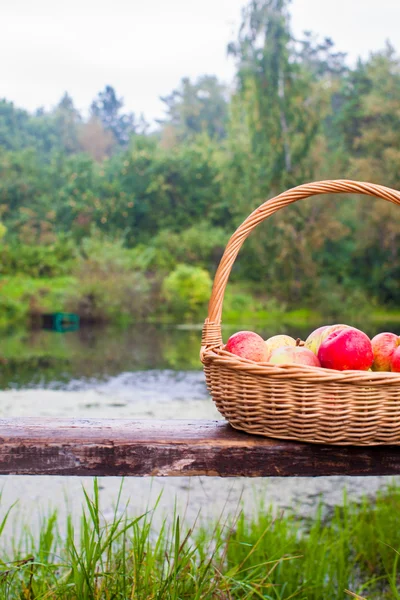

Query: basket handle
202;179;400;348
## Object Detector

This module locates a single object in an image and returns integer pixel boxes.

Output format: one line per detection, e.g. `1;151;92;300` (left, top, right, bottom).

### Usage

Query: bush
162;264;212;320
65;271;154;324
78;233;136;272
0;276;76;330
67;234;161;324
0;295;26;330
151;223;227;271
0;239;76;277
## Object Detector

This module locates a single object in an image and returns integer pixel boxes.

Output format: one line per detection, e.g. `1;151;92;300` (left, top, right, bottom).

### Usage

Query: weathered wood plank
0;418;399;477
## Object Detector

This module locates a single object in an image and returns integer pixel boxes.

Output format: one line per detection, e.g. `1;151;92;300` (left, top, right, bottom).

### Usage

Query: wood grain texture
0;418;399;477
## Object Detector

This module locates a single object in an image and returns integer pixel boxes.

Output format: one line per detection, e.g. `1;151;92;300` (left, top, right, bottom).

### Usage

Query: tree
0;100;57;155
294;32;347;79
78;117;115;161
227;0;321;195
159;75;229;140
115;135;224;242
329;59;372;157
335;45;400;305
53;92;81;154
221;0;349;302
348;43;400;184
90;85;137;146
0;100;31;151
0;146;56;242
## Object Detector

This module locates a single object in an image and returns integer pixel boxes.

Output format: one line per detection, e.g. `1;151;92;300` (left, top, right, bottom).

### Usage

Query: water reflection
0;324;201;389
1;321;399;389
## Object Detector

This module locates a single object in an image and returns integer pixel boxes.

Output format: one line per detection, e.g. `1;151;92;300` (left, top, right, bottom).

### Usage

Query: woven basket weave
200;180;400;446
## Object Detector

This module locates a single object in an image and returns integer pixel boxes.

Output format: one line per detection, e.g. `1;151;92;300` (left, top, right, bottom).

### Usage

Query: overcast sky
1;0;399;123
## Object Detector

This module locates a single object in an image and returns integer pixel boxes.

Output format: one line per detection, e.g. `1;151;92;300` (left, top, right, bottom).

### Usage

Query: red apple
371;332;400;371
225;331;269;362
318;327;373;371
269;346;321;367
265;334;296;360
391;346;400;372
305;324;350;355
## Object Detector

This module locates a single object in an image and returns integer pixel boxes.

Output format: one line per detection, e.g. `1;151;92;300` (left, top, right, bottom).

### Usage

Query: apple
265;334;296;360
391;346;400;372
269;346;321;367
225;331;269;362
371;332;400;371
318;327;373;371
304;325;330;354
305;324;351;355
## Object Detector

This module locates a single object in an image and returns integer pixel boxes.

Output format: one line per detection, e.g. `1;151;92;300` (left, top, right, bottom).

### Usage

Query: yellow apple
265;334;296;360
305;324;351;355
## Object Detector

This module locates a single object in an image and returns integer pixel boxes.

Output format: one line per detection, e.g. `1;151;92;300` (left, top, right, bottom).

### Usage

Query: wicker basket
200;180;400;446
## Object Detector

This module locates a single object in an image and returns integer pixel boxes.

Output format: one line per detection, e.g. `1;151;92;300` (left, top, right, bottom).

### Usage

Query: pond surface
1;320;396;389
0;322;399;534
0;322;317;389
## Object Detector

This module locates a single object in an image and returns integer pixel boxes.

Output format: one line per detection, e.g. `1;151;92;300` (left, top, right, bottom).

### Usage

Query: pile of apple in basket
224;325;400;372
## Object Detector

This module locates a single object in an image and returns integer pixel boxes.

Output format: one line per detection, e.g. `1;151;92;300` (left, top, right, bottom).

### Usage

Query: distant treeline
1;0;400;327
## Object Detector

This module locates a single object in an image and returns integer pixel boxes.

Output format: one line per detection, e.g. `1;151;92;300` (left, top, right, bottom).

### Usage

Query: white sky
1;0;399;123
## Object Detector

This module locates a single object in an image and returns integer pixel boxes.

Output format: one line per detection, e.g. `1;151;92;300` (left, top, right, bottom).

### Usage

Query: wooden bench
1;418;400;477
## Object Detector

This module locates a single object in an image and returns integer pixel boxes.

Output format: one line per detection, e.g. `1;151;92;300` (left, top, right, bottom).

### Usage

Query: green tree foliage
295;32;347;79
0;100;57;155
53;93;81;154
114;135;224;241
0;239;76;277
348;44;400;186
3;0;400;320
90;85;137;146
0;147;55;241
78;117;115;161
219;0;349;303
159;75;229;140
227;0;320;195
0;95;81;157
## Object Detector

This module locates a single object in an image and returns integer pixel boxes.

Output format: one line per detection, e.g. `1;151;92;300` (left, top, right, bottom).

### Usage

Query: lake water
1;323;399;533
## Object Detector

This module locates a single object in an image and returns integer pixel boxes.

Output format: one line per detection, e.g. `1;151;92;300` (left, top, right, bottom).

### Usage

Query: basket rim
201;345;400;385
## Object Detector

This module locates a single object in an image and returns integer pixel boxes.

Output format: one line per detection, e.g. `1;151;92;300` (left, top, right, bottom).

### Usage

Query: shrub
0;276;76;330
79;233;136;272
0;295;26;329
162;264;212;320
67;234;162;324
65;271;154;324
0;239;76;277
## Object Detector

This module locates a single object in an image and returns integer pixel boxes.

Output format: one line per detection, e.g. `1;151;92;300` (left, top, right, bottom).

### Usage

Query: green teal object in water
41;313;80;332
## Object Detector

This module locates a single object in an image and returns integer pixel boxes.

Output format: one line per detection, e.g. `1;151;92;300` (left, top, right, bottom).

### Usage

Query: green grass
2;481;400;598
0;276;77;305
371;309;400;325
